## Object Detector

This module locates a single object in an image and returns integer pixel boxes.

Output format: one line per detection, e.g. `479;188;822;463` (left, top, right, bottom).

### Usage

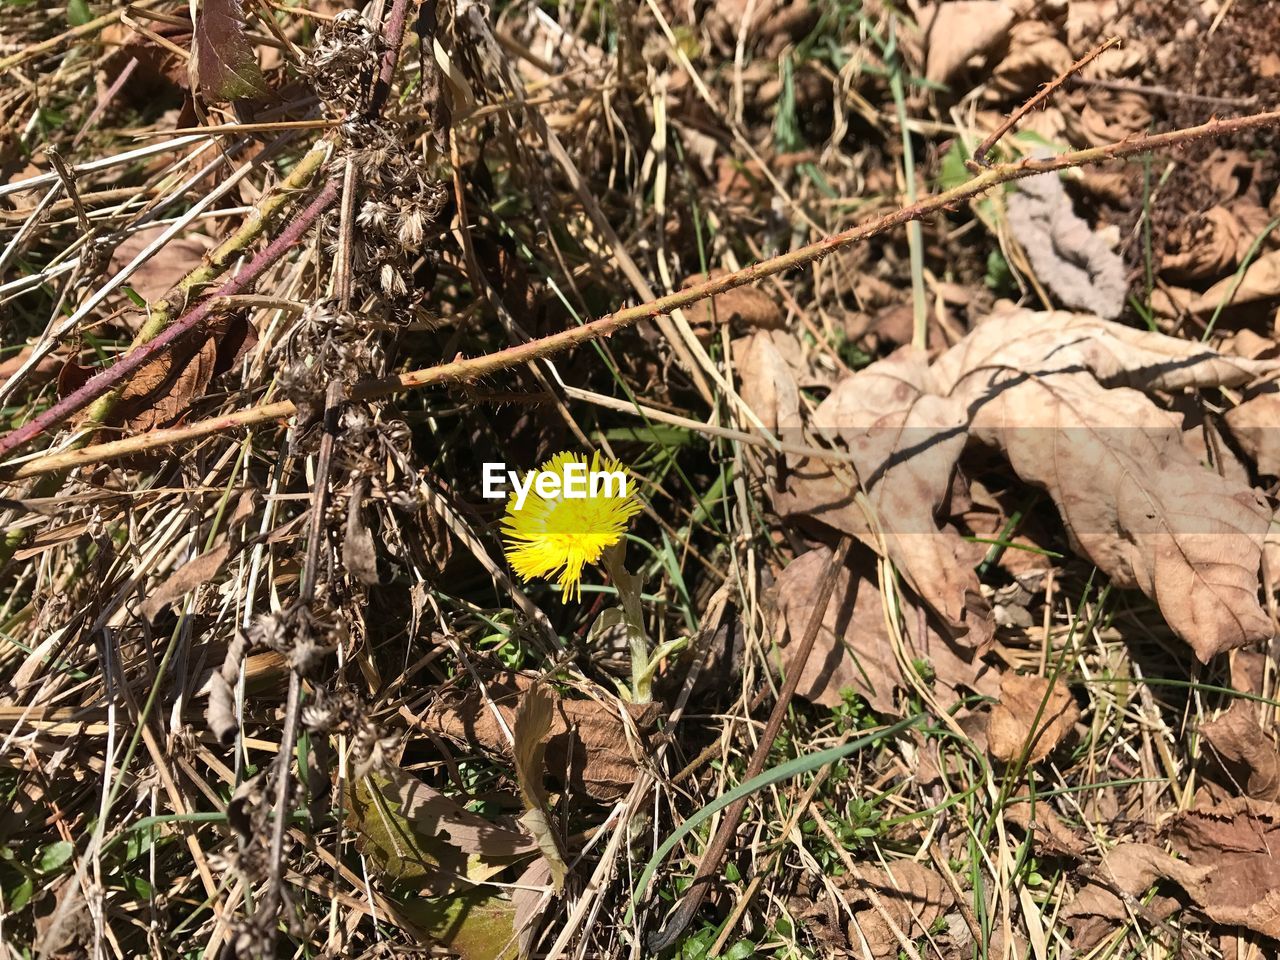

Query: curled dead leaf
141;542;231;620
1160;206;1242;282
70;313;257;435
838;861;954;960
988;20;1073;98
773;546;999;714
987;674;1080;765
1200;700;1280;801
1070;798;1280;947
512;683;567;893
734;329;802;435
424;672;658;801
933;310;1278;662
1080;91;1152;147
1218;381;1280;478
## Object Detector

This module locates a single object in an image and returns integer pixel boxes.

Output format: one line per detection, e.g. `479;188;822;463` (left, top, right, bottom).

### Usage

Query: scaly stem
601;542;652;703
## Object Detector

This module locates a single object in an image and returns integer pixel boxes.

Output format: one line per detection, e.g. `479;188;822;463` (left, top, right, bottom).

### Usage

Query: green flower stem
602;541;652;703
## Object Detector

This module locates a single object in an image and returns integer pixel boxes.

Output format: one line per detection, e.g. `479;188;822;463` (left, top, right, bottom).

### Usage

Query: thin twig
6;107;1280;478
1073;76;1259;109
646;536;852;951
970;36;1121;168
0;180;340;464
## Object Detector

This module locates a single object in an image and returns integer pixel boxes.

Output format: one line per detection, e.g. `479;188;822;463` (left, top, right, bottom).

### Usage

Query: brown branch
6;107;1280;480
647;536;853;951
0;179;340;464
970;36;1121;168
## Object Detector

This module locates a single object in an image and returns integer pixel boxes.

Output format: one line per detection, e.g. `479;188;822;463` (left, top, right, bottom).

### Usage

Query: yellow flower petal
501;451;642;601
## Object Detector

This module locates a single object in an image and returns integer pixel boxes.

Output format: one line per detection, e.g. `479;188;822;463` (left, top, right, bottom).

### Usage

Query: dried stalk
7;106;1280;480
970;36;1122;168
646;536;852;951
0;179;341;464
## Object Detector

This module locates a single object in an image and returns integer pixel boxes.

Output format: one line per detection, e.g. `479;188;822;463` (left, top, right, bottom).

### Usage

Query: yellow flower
501;451;642;601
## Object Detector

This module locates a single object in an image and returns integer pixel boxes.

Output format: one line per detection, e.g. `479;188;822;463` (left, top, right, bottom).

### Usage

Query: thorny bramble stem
9;106;1280;482
0;180;341;464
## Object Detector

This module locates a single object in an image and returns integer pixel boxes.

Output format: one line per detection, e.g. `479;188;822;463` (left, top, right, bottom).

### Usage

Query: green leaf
6;875;33;913
194;0;268;101
397;889;520;960
67;0;92;26
38;840;74;873
346;768;534;889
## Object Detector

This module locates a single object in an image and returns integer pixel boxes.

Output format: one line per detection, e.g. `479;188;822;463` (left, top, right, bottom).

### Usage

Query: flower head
501;451;642;601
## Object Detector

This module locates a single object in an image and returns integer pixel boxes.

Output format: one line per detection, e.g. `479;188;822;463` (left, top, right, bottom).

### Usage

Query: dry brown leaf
1070;800;1280;946
988;20;1073;98
116;315;256;433
987;674;1080;764
1196;250;1280;312
734;326;837;395
839;861;954;959
933;310;1277;662
512;683;567;893
109;226;216;305
681;271;784;332
1007;170;1127;319
918;2;1015;86
1200;700;1280;801
735;330;801;434
773;546;999;713
1064;842;1208;948
1079;91;1152;146
1003;791;1088;856
0;345;63;388
972;374;1270;660
140;542;231;620
1160;206;1242;282
510;857;552;958
780;348;992;647
343;493;380;586
767;308;1277;664
1225;378;1280;476
193;0;268;101
1163;797;1280;939
424;672;658;801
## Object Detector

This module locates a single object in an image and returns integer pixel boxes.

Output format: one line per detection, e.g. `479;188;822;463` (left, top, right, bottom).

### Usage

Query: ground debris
424;671;658;802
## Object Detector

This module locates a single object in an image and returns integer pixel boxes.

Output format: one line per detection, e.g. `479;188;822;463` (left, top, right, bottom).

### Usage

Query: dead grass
4;1;1280;959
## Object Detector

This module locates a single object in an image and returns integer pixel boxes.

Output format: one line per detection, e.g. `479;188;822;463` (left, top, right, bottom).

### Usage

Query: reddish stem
0;180;340;464
365;0;413;119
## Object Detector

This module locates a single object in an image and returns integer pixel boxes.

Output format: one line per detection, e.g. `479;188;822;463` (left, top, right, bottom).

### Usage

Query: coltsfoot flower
501;451;642;601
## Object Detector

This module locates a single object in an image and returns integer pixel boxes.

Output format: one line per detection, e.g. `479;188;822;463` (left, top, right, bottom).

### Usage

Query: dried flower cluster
342;116;448;300
303;10;385;112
